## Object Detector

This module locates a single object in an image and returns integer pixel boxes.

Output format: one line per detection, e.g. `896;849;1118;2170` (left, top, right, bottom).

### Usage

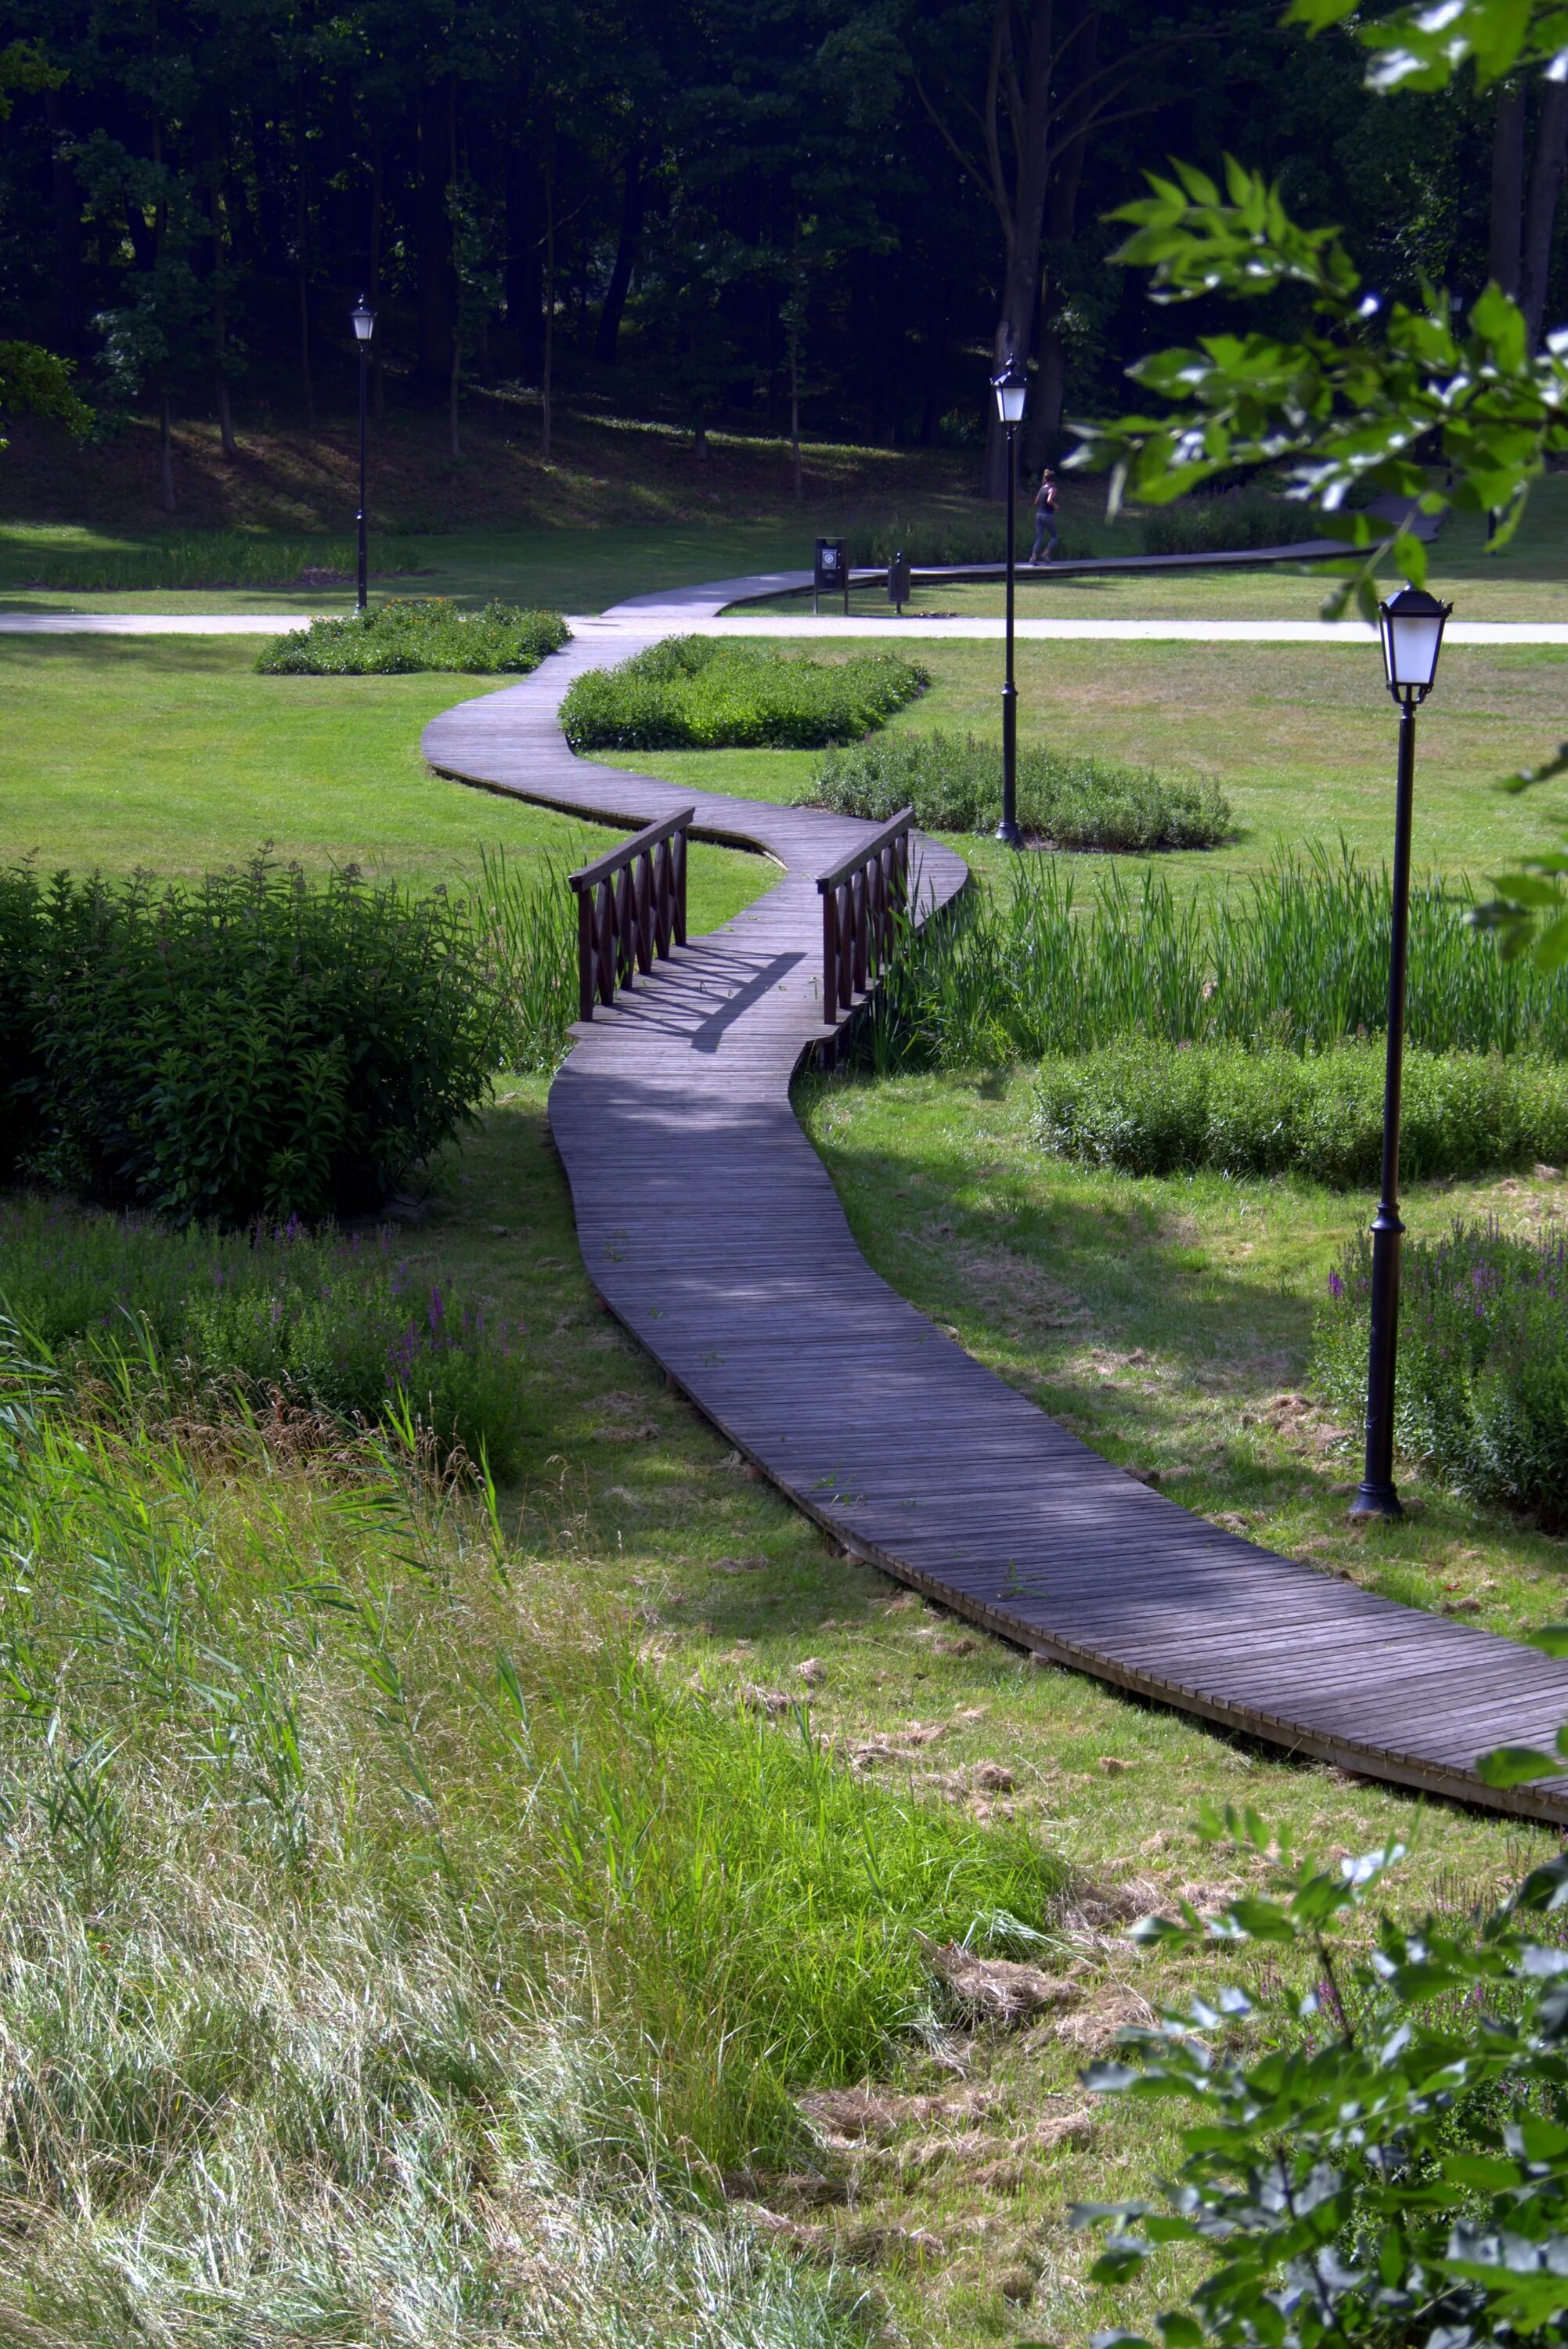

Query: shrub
1076;1800;1568;2349
856;849;1568;1073
1034;1039;1568;1184
1137;484;1316;555
1314;1218;1568;1518
4;858;496;1227
809;730;1232;850
848;507;1094;565
560;635;926;750
0;1196;528;1472
258;597;569;676
1;530;430;593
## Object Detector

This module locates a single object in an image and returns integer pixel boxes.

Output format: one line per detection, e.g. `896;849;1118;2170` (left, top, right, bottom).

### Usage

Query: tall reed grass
0;1329;1058;2336
863;848;1568;1073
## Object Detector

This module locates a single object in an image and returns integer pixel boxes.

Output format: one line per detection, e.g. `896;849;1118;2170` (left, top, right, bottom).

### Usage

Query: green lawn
593;634;1568;893
0;636;769;926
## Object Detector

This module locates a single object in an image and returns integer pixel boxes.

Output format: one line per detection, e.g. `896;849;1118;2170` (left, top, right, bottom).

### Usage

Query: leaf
1476;1745;1564;1788
1530;1626;1568;1657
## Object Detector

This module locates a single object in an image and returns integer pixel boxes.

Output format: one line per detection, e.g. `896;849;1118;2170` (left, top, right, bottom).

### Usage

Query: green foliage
1034;1039;1568;1185
560;636;926;751
470;845;580;1076
1;858;498;1227
859;851;1568;1073
0;341;93;444
849;507;1092;565
547;1665;1065;2161
1314;1219;1568;1520
258;598;570;677
0;1196;528;1474
808;731;1231;851
1286;0;1566;92
1137;486;1312;556
1075;1799;1568;2349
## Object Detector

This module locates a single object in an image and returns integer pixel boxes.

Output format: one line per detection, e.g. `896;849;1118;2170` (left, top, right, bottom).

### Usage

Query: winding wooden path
423;631;1568;1828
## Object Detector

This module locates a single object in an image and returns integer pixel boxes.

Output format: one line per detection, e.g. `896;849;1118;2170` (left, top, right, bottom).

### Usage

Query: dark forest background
2;0;1566;500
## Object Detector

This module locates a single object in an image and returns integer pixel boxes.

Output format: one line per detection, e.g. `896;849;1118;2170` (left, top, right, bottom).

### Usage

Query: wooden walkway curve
423;634;1568;1827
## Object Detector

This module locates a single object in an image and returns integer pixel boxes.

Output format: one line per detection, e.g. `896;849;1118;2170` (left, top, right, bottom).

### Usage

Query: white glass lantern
1378;583;1451;703
990;358;1027;428
351;295;377;344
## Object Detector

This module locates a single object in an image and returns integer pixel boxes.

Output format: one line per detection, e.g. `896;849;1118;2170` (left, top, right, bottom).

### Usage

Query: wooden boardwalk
424;640;1568;1826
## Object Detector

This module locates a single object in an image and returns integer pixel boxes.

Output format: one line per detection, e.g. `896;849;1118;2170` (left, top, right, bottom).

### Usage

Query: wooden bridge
424;636;1568;1827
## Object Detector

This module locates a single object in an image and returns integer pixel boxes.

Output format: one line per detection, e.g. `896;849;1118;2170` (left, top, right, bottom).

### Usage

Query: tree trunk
295;106;315;429
507;124;544;377
1491;80;1527;294
209;171;238;459
369;127;386;420
981;0;1058;500
1522;80;1568;348
1026;8;1099;471
159;388;176;511
594;143;644;364
43;88;83;347
416;80;456;383
449;333;462;459
541;141;555;460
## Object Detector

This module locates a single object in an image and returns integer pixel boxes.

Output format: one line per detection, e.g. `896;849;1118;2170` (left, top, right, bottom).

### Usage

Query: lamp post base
995;818;1022;846
1347;1480;1403;1521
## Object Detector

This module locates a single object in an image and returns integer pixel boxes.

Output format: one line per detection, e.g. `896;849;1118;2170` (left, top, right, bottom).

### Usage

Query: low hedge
1314;1218;1568;1520
809;730;1231;851
1137;486;1314;556
258;597;569;676
1033;1038;1568;1185
559;636;926;750
2;858;497;1227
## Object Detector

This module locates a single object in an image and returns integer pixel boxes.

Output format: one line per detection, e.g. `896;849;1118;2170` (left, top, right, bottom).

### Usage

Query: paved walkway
421;640;1568;1827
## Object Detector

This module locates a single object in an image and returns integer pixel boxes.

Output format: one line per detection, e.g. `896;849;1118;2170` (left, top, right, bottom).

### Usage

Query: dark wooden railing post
568;806;697;1023
814;806;914;1027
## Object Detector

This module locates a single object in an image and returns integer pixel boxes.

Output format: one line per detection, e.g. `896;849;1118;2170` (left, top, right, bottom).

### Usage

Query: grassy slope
0;637;768;919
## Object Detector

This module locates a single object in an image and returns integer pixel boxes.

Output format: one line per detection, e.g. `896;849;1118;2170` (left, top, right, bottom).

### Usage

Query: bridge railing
816;806;914;1025
569;806;694;1021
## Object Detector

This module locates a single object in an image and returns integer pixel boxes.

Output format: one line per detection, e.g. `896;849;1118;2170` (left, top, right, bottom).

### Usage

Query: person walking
1029;467;1060;564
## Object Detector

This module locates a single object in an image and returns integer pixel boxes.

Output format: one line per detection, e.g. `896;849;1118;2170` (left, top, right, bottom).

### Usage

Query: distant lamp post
351;295;377;612
1350;583;1452;1522
991;357;1028;846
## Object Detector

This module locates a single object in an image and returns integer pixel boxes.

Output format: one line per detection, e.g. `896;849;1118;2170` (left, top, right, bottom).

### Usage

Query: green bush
856;850;1568;1074
1137;485;1317;555
0;530;431;593
258;597;569;676
849;507;1094;565
1314;1218;1568;1517
1033;1039;1568;1184
0;1196;528;1472
559;635;926;749
808;730;1232;850
3;859;496;1227
1076;1800;1568;2349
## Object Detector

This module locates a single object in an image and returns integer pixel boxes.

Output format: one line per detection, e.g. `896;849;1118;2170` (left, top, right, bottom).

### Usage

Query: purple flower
1328;1271;1344;1300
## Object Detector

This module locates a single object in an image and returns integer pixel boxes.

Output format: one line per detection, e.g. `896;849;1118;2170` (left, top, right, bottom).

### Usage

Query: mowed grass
593;635;1568;894
0;637;770;924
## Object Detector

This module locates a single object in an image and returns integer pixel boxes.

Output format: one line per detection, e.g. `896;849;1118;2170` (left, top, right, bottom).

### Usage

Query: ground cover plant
1136;485;1313;555
560;636;926;750
809;731;1231;851
0;857;497;1225
1035;1039;1568;1185
1315;1218;1568;1523
258;597;570;677
860;851;1568;1073
0;1194;530;1472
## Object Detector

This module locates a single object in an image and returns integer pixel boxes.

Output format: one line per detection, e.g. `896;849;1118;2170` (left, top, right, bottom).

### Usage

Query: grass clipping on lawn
560;634;927;749
257;596;570;675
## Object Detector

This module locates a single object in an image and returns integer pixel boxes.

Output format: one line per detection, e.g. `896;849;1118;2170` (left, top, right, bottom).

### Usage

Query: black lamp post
351;294;376;612
1350;582;1452;1522
990;357;1028;846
